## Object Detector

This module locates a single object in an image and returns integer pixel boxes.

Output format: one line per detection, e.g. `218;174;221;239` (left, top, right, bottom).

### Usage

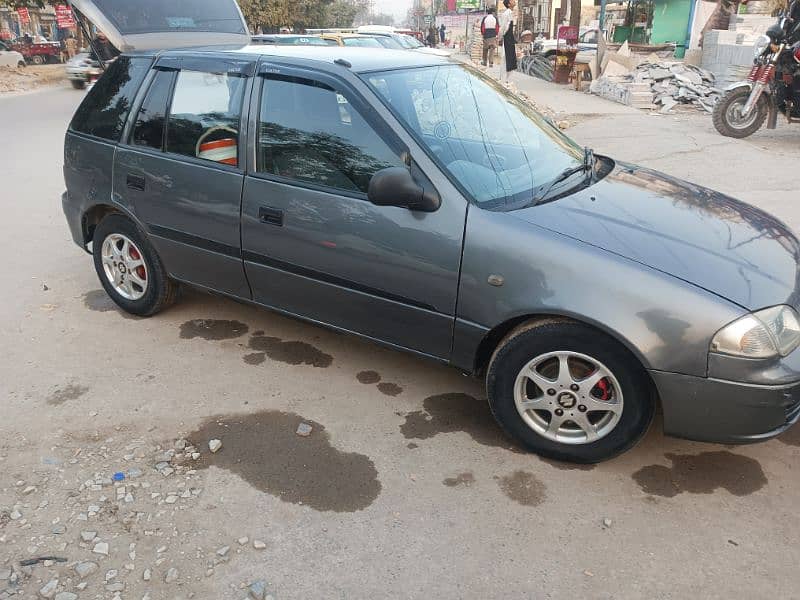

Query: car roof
140;45;449;73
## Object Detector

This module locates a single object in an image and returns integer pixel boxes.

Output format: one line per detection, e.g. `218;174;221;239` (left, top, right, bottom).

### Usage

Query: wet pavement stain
47;384;89;406
356;371;381;385
243;353;266;366
180;319;249;341
83;290;139;319
191;411;380;512
247;335;332;368
399;393;523;452
443;472;475;487
377;382;403;397
407;443;419;449
632;451;767;498
497;471;546;506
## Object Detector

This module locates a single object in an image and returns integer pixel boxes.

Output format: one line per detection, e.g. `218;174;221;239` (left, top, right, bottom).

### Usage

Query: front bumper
652;370;800;443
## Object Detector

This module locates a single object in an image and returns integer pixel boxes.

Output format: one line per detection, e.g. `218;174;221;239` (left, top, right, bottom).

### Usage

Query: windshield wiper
532;147;596;206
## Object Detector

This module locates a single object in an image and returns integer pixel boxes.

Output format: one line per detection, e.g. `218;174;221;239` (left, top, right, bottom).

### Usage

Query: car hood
511;163;800;311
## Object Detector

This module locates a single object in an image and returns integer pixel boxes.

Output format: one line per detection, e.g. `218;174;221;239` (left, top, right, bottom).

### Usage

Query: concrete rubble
591;58;722;114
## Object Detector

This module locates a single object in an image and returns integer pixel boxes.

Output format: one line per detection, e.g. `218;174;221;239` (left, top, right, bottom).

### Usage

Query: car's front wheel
70;79;86;89
487;320;654;463
92;214;178;316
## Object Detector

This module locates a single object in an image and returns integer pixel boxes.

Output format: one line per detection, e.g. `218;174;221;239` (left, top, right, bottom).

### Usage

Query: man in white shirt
480;8;499;67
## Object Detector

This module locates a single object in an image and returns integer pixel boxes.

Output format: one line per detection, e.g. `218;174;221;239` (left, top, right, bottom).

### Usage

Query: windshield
399;34;423;48
372;36;404;49
366;64;583;210
91;0;247;34
342;36;383;48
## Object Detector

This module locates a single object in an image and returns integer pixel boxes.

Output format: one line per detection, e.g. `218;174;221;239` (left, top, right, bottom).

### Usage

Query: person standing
480;8;499;67
427;25;437;47
439;23;446;45
499;0;518;82
65;34;78;59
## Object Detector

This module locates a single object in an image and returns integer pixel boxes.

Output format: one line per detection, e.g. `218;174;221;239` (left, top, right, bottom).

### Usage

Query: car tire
70;79;86;89
31;54;44;65
486;319;654;463
92;214;179;317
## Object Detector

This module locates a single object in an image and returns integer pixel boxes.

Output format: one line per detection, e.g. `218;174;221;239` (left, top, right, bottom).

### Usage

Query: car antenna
334;58;352;68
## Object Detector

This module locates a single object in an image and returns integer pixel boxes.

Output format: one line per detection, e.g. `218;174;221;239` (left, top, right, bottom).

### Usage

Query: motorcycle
713;1;800;138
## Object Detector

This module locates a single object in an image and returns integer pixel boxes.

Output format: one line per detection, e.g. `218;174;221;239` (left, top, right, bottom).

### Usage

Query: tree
327;0;359;28
699;0;738;45
569;0;582;27
0;0;55;8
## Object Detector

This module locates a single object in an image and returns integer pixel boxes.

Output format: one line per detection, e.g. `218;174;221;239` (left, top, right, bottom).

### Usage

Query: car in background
358;27;451;57
65;51;99;89
534;28;599;63
251;34;335;46
0;40;25;68
320;33;384;48
8;37;62;64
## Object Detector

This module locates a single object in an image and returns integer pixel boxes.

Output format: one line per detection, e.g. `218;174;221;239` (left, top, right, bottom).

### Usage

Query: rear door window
70;56;151;141
166;70;246;167
131;69;174;150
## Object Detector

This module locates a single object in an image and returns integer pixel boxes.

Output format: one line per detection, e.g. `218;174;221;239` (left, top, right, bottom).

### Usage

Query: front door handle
259;206;284;227
126;173;146;191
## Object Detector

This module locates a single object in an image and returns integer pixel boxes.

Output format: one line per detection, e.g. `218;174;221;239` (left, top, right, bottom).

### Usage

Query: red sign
557;25;578;43
56;5;76;29
17;8;30;24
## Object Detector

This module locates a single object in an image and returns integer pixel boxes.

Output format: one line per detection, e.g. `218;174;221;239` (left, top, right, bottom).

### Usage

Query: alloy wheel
513;351;624;445
100;233;148;301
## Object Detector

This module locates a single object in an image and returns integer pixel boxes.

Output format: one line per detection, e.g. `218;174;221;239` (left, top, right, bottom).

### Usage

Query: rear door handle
126;173;146;191
259;206;284;227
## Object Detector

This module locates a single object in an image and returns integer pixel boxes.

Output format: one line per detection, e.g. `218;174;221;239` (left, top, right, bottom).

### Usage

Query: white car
0;40;26;68
534;28;599;63
357;25;451;57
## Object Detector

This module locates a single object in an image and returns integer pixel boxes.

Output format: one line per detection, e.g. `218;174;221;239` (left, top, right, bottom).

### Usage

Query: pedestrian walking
439;23;446;45
65;34;78;59
427;25;437;48
480;8;499;67
499;0;518;82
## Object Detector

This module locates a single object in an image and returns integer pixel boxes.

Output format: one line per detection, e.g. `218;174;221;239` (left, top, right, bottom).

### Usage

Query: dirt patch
399;393;522;452
632;451;767;498
776;425;800;447
180;319;249;341
190;411;380;512
377;382;403;397
0;64;65;94
356;371;381;384
47;384;89;406
443;472;475;487
243;353;266;366
497;471;546;506
247;334;332;368
407;443;418;449
541;458;596;472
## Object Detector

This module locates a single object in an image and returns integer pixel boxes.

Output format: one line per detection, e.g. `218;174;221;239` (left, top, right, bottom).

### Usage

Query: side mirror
368;167;441;213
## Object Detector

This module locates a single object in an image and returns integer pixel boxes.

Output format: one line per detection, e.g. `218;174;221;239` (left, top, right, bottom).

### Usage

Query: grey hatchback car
62;42;800;463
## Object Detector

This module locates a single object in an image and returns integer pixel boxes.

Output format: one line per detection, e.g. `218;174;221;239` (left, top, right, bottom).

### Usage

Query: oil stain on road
497;471;546;506
377;383;403;397
83;290;139;319
246;334;332;368
632;451;767;497
191;410;380;512
47;383;89;406
443;472;475;487
180;319;249;341
356;371;381;384
400;393;523;453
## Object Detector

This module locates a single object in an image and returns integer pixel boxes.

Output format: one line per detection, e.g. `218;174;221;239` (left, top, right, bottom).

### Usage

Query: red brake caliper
595;378;611;401
130;246;146;280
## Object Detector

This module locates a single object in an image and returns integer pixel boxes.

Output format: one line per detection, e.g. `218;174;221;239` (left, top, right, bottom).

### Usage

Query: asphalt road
0;82;798;600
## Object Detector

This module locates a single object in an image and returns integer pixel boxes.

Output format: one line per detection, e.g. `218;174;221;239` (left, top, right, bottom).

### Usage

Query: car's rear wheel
17;60;25;69
92;214;178;316
70;79;85;89
487;320;654;463
30;54;44;65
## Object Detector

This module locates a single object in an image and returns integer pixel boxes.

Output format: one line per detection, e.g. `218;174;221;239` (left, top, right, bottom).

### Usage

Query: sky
373;0;414;23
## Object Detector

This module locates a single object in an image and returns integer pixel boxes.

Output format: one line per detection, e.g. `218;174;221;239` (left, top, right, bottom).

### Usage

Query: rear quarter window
70;56;151;142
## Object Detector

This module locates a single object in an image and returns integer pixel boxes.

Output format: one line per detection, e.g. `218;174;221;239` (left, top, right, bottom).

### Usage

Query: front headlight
754;34;770;58
711;305;800;358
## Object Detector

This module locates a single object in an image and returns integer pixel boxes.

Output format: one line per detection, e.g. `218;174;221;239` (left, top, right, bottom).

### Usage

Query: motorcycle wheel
712;87;768;138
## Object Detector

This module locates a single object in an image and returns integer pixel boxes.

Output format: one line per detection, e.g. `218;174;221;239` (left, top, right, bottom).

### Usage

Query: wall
650;0;691;47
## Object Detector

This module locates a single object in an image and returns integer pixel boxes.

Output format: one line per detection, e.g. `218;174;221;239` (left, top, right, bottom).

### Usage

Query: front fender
724;80;754;92
455;208;745;377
